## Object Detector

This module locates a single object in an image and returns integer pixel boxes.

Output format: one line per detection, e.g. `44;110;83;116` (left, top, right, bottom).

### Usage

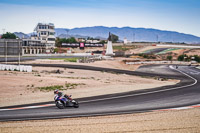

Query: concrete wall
0;64;32;72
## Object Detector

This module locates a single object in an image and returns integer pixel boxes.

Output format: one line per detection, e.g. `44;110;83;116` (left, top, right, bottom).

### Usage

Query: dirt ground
184;49;200;56
0;108;199;133
0;59;178;106
22;57;140;71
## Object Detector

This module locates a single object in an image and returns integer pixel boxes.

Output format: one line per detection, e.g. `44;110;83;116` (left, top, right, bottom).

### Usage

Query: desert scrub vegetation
58;76;95;80
38;85;64;91
37;83;86;91
65;83;86;89
138;53;156;59
49;58;82;62
113;45;136;51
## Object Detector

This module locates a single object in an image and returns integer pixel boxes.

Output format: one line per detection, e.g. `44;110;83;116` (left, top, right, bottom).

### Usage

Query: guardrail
0;64;32;72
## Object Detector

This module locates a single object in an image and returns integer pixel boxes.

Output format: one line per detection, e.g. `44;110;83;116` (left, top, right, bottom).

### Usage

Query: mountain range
14;26;200;44
14;32;29;39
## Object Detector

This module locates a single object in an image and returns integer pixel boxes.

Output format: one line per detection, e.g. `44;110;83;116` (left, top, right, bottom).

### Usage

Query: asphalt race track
0;64;200;121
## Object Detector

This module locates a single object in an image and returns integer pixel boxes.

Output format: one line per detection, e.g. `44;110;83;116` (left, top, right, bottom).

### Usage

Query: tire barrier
0;64;32;72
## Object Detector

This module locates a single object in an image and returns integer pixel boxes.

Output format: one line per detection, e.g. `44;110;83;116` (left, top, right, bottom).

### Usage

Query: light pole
5;40;7;64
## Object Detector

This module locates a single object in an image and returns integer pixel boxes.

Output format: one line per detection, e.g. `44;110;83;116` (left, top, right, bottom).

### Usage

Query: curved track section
0;64;200;121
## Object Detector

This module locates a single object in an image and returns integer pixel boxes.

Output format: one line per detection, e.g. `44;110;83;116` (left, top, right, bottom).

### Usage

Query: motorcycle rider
54;89;72;101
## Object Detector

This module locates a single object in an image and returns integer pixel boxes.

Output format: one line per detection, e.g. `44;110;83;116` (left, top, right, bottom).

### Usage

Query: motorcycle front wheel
74;103;79;108
72;100;79;108
56;101;65;109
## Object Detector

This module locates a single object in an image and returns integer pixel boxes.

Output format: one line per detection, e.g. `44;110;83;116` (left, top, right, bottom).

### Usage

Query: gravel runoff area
0;108;199;133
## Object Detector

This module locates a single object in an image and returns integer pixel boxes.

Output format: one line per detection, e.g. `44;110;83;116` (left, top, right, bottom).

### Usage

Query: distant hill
13;26;200;44
14;32;29;39
55;26;200;44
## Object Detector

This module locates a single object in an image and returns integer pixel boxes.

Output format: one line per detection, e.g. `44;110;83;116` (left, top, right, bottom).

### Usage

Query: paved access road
0;64;200;121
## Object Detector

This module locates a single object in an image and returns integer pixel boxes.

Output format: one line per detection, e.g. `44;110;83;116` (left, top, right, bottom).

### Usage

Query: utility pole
18;41;21;65
2;29;5;34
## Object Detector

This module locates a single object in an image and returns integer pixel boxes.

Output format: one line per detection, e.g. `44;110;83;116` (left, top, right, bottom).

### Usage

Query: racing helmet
54;89;59;94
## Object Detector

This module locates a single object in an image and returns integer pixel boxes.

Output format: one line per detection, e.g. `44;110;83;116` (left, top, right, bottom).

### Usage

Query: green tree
111;34;119;43
55;37;77;47
54;48;59;53
99;40;106;44
167;56;172;61
143;54;148;58
178;54;186;61
178;54;190;61
1;32;17;39
55;37;62;47
67;37;77;43
192;55;200;63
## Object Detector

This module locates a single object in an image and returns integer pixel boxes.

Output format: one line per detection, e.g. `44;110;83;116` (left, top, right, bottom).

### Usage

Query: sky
0;0;200;37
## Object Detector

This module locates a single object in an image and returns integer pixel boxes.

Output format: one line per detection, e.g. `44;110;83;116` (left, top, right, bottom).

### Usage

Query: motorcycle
54;94;79;109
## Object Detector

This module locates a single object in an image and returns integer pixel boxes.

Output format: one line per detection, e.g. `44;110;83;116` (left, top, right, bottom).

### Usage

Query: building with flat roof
33;23;55;52
21;23;56;54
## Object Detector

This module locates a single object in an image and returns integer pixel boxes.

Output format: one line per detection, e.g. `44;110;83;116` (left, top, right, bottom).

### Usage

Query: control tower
106;32;114;56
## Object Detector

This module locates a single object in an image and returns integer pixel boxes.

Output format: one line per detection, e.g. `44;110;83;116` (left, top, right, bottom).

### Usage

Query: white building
124;37;131;44
34;23;56;53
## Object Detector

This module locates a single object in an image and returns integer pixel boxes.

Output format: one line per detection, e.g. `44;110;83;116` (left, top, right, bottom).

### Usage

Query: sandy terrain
22;57;140;71
0;108;199;133
184;49;200;56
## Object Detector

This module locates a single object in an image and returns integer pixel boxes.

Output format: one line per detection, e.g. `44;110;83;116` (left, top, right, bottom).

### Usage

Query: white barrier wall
0;64;32;72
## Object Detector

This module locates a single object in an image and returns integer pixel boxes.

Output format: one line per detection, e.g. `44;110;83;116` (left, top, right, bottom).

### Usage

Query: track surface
142;48;168;54
0;64;200;121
